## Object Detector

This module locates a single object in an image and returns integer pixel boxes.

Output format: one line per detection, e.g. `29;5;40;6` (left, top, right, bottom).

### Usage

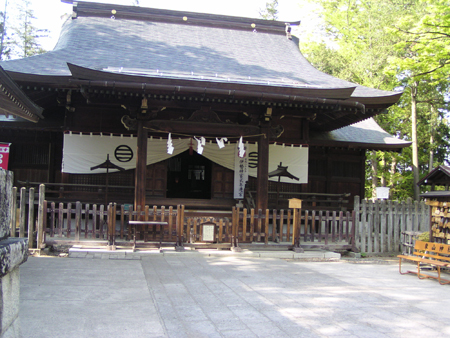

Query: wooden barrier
17;187;433;253
354;197;430;253
39;202;182;245
230;208;356;251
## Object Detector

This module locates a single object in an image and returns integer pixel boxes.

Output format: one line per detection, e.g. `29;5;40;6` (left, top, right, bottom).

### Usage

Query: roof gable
418;165;450;187
1;1;403;132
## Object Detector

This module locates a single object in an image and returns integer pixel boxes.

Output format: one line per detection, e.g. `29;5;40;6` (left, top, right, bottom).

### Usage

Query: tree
10;0;46;59
259;0;278;20
0;0;10;60
399;0;450;78
302;0;450;200
387;0;450;199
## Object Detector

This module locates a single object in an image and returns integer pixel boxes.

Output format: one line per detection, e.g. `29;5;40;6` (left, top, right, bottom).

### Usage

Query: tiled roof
417;165;450;186
0;66;43;122
0;1;405;136
1;1;401;106
310;118;411;150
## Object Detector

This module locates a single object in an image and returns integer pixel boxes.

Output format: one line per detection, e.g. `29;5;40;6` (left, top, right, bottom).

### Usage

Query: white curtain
62;133;308;183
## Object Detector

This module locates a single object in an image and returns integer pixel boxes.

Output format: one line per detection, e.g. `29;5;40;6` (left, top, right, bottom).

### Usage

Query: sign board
201;223;216;242
289;198;302;209
376;187;390;199
234;143;249;199
0;143;11;170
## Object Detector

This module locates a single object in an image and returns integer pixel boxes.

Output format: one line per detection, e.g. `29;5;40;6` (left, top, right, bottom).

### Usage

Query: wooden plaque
202;223;216;242
289;198;302;209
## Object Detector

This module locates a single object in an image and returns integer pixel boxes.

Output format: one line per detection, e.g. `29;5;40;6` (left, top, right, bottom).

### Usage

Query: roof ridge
64;0;300;34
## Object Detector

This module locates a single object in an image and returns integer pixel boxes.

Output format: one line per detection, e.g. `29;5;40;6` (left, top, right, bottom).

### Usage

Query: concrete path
20;252;450;338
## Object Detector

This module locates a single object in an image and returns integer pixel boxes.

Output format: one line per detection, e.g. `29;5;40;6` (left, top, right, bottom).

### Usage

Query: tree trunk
371;150;378;199
428;105;437;173
380;152;386;187
389;156;397;199
411;82;420;200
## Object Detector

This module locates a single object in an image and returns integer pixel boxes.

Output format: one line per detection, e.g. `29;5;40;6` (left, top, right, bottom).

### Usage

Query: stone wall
0;169;28;338
0;170;13;240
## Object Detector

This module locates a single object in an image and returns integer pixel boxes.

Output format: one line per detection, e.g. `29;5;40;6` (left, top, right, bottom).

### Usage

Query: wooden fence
10;185;356;251
9;185;430;253
354;196;430;254
184;208;356;251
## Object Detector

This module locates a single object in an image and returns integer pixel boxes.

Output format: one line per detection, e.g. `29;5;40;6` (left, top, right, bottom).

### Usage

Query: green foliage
303;0;450;200
10;0;46;59
259;0;278;20
417;232;430;242
0;10;10;60
398;0;450;80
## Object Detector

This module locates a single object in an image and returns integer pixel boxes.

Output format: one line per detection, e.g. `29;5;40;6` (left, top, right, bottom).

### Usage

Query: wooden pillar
256;126;270;211
134;121;148;210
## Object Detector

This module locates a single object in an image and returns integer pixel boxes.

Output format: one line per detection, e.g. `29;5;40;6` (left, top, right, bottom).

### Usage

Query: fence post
75;201;81;241
387;200;393;252
353;196;360;250
27;187;35;249
419;201;429;233
367;200;373;253
19;187;26;238
107;203;116;250
10;187;17;237
360;199;366;253
36;184;45;249
413;200;419;232
406;198;413;231
175;205;185;251
265;209;270;245
380;200;386;253
351;210;357;252
373;200;380;253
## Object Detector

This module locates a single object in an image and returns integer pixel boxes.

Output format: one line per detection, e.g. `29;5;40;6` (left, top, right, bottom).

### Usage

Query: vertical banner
0;143;11;170
234;143;248;199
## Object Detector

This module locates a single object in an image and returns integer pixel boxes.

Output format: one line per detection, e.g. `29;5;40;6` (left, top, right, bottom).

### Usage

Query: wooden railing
245;189;351;211
180;207;356;251
354;197;430;253
9;185;384;253
17;180;134;204
42;202;183;246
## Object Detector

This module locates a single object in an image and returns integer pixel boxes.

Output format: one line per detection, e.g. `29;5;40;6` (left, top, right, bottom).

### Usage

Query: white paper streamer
194;136;206;154
216;137;228;149
167;133;174;154
238;136;245;158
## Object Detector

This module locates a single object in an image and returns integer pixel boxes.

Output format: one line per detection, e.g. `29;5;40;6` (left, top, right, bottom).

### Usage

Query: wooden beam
145;119;260;137
256;125;270;211
134;120;148;210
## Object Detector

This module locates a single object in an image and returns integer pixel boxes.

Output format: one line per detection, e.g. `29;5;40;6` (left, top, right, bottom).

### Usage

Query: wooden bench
129;221;169;251
398;240;450;285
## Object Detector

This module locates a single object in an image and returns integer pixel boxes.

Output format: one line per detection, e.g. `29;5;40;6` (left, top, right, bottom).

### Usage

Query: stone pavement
20;251;450;338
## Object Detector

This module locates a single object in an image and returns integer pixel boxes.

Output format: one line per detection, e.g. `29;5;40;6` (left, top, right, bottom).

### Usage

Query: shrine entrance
166;150;212;199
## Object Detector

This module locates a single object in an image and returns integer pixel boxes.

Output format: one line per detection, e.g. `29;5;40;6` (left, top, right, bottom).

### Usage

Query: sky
1;0;319;51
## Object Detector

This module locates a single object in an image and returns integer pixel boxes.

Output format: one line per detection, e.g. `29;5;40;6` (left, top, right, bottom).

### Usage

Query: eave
417;165;450;186
0;66;44;122
64;0;300;35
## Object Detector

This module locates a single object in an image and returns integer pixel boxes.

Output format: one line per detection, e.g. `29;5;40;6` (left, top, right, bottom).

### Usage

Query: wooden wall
1;130;62;186
309;146;365;199
3;127;366;208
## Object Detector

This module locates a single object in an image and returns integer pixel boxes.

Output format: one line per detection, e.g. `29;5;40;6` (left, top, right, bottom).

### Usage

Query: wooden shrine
0;1;410;211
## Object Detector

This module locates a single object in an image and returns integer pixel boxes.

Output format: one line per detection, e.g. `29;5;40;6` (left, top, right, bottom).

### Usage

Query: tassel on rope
188;138;194;155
